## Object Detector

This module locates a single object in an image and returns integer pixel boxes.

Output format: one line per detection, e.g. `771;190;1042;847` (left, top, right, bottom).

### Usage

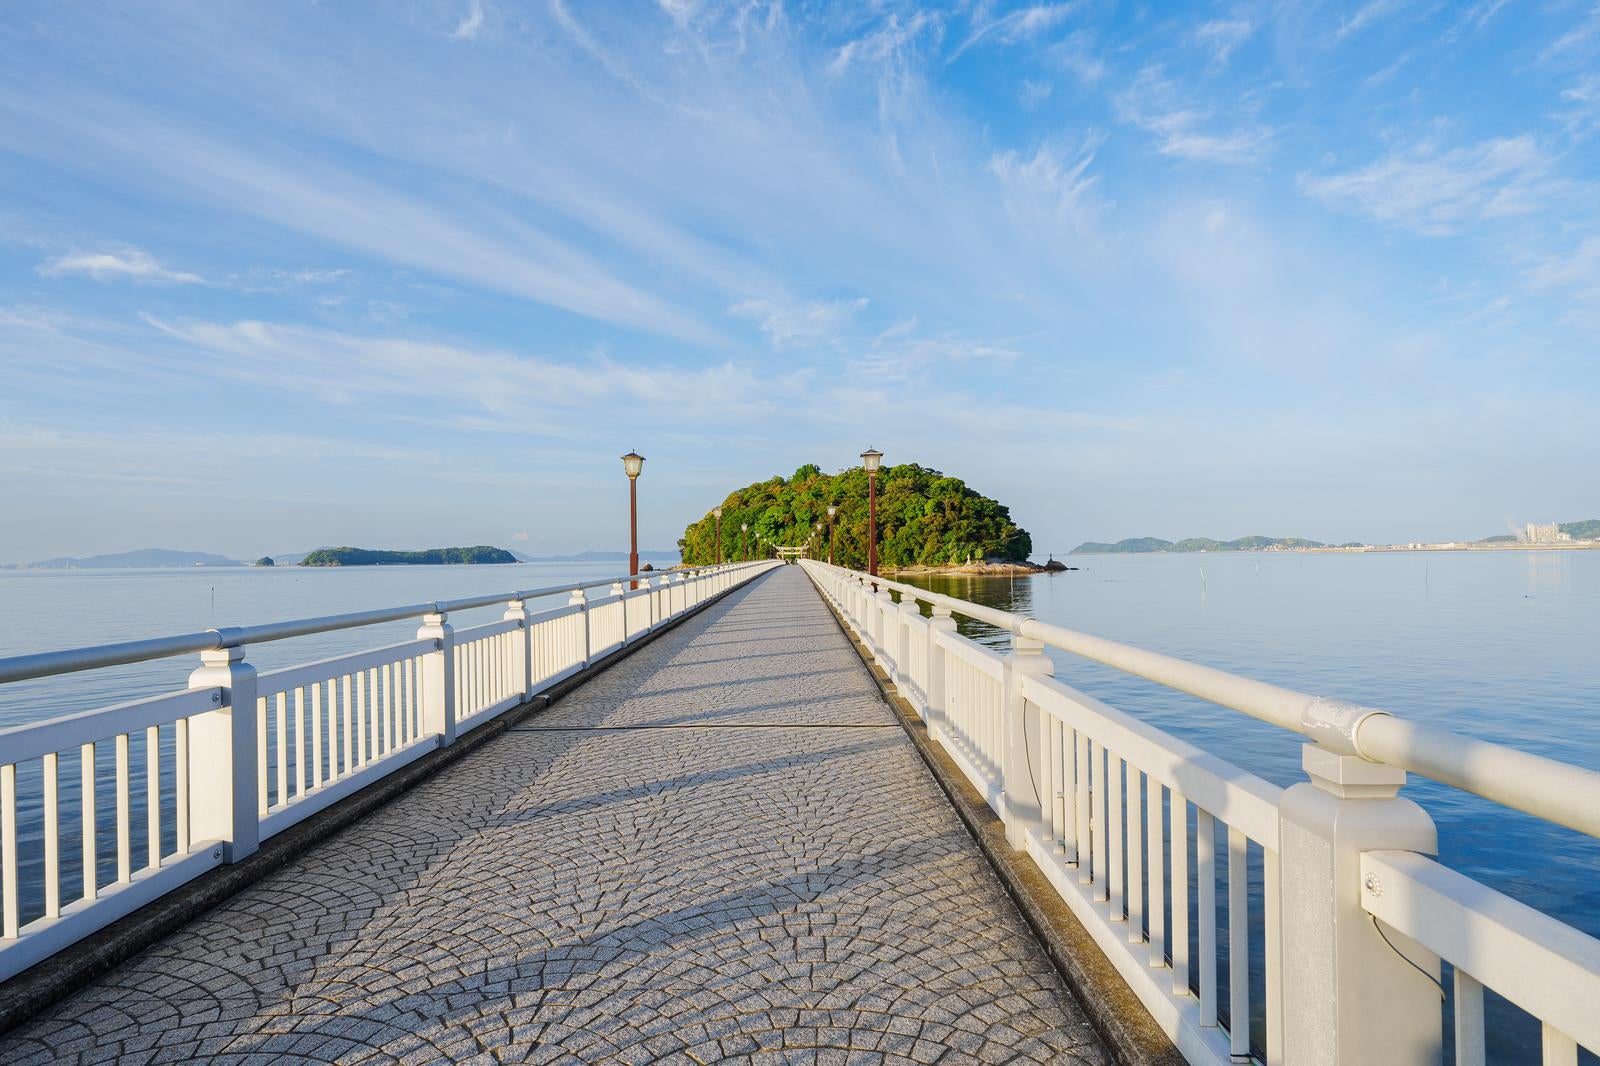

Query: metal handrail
0;564;743;685
810;561;1600;839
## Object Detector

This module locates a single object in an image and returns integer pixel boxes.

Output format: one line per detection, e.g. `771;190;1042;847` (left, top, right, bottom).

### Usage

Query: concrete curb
813;588;1185;1066
0;570;771;1037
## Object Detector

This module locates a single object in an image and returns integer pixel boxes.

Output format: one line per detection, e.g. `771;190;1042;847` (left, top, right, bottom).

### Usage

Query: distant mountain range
5;546;683;570
3;548;246;569
1072;536;1335;554
1073;519;1600;554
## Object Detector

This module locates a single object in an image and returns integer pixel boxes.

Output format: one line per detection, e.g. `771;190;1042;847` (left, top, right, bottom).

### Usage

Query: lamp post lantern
712;506;723;565
826;505;837;566
621;451;645;587
860;448;883;577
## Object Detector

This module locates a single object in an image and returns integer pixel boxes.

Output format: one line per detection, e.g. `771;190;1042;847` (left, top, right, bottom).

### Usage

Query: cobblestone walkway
1;568;1107;1065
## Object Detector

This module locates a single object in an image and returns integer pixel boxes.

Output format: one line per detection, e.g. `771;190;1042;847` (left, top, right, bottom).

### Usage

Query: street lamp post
741;522;749;562
621;450;645;587
826;505;837;566
860;448;883;577
712;506;723;565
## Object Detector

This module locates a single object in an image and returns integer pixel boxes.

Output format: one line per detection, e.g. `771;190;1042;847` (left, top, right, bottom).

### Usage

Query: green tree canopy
678;463;1031;569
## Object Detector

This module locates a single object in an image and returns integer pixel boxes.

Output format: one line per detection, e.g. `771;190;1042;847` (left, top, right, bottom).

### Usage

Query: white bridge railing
0;561;777;984
801;560;1600;1066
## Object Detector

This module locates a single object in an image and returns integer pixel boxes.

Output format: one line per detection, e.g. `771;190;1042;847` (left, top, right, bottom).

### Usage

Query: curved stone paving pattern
0;567;1107;1065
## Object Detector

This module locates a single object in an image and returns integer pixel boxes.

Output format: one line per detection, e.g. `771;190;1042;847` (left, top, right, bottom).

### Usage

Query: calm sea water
903;549;1599;1064
1;554;1595;1060
0;562;631;728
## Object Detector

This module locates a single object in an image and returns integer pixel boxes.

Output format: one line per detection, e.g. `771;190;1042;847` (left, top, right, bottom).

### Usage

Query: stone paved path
0;568;1107;1065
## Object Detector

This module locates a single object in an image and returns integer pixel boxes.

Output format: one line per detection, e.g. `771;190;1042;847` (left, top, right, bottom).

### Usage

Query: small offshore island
299;546;518;566
680;462;1045;573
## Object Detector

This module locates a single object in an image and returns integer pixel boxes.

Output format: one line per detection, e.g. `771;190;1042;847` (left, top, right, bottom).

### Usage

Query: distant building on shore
1525;522;1572;544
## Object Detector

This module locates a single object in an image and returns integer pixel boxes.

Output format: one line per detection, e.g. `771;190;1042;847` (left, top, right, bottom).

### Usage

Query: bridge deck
1;568;1105;1065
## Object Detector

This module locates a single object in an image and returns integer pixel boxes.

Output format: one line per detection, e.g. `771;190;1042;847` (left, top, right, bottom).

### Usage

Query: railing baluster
1542;1024;1578;1066
174;718;189;855
355;670;367;766
1128;769;1144;943
1148;782;1166;968
274;692;288;807
115;733;130;883
1171;790;1190;996
294;687;306;800
1093;742;1109;902
1109;754;1124;919
1;762;17;937
1048;717;1063;851
1228;826;1248;1056
1033;704;1053;847
1454;969;1485;1066
255;696;268;816
80;743;96;902
1197;809;1217;1026
1075;730;1091;884
43;751;60;918
145;724;160;869
311;682;324;788
342;673;353;774
380;663;392;750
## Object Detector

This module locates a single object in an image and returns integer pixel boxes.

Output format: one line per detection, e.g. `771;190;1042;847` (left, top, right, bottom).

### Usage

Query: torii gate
771;545;808;564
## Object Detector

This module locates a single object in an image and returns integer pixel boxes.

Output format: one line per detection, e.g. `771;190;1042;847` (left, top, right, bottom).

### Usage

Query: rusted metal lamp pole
712;506;723;565
860;448;883;576
826;505;837;565
740;522;748;562
621;450;644;588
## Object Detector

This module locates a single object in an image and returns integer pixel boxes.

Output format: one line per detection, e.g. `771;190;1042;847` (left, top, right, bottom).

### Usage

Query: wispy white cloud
1444;0;1510;42
1191;18;1254;66
830;12;943;78
1113;67;1271;163
1299;135;1561;235
3;97;718;343
988;135;1110;235
1558;75;1600;138
1527;236;1600;292
1019;79;1053;109
1333;0;1407;44
952;3;1081;60
450;0;484;41
139;314;778;421
729;297;869;349
38;249;203;285
1541;4;1600;65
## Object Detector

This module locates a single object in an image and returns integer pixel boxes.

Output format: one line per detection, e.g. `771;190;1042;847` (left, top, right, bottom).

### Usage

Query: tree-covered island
679;463;1031;572
299;546;517;566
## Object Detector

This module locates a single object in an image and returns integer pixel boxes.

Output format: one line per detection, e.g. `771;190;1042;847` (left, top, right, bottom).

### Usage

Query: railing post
1279;740;1441;1066
568;589;590;667
416;611;456;746
1001;634;1053;850
186;645;258;862
925;605;955;744
503;599;531;699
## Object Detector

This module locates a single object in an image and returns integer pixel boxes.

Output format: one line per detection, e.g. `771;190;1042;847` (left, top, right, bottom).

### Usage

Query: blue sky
1;1;1596;561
